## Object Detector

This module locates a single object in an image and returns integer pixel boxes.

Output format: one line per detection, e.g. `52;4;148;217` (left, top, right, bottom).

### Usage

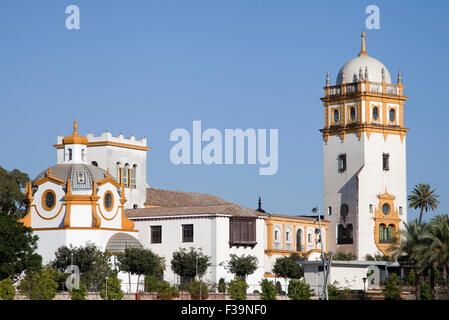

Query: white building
20;120;142;290
126;188;269;290
320;33;408;259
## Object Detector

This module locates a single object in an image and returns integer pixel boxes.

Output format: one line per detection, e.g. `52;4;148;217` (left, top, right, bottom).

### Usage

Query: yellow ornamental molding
373;188;401;255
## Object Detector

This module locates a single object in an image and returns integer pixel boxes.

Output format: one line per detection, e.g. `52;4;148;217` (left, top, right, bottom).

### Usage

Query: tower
320;33;408;259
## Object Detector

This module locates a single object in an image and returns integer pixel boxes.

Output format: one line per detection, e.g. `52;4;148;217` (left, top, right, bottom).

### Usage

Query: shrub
99;276;123;300
218;278;226;293
187;280;209;300
259;279;276;300
407;270;416;286
70;284;87;300
275;281;283;295
383;273;402;300
288;279;313;300
144;275;161;292
157;281;179;300
327;281;342;300
0;278;15;300
227;277;248;300
420;282;432;300
18;266;58;300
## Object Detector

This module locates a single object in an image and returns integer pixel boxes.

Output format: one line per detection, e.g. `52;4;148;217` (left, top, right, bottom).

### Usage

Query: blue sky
0;1;447;222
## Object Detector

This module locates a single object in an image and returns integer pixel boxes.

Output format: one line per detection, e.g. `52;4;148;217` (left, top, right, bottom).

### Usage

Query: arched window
389;108;396;122
81;149;86;162
350;107;356;121
379;224;387;242
68;148;73;161
131;164;137;189
116;162;122;183
340;204;349;217
123;163;130;187
333;109;339;123
296;229;303;251
274;230;279;241
373;107;379;121
337;223;353;244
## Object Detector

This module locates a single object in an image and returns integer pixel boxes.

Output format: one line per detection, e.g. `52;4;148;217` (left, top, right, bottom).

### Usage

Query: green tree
408;183;439;225
0;211;42;280
18;266;58;300
187;280;209;299
99;276;123;300
0;278;15;300
383;273;402;300
117;247;165;292
273;253;305;281
227;277;248;300
171;248;211;286
259;279;276;300
420;281;432;300
0;166;29;216
70;284;87;300
50;242;112;291
144;275;161;292
288;279;313;300
226;254;258;280
218;278;226;293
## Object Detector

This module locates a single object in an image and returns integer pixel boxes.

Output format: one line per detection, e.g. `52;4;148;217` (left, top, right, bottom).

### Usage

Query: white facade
131;214;267;290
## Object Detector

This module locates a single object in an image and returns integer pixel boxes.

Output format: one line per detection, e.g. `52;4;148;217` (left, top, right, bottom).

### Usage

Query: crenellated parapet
55;130;149;151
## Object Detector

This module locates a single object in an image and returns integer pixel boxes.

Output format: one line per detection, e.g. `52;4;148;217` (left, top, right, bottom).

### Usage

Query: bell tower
320;33;408;259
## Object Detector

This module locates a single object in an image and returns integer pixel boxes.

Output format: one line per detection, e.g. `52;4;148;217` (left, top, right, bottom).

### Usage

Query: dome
336;55;391;85
34;163;116;190
335;32;391;85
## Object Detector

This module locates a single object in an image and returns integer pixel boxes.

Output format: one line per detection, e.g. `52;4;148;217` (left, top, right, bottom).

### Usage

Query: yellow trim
41;189;57;211
54;141;150;151
373;189;401;255
33;203;65;221
32;227;138;232
96;203;120;221
103;191;114;212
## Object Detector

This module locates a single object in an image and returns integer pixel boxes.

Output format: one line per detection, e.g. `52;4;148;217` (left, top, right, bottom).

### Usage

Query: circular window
382;203;391;215
350;107;356;121
104;191;114;212
389;109;396;122
42;190;56;211
373;107;379;121
333;109;339;123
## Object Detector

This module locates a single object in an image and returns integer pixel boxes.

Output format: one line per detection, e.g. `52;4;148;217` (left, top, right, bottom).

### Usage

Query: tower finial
358;32;368;57
326;72;330;86
397;70;402;84
73;118;78;134
256;196;265;213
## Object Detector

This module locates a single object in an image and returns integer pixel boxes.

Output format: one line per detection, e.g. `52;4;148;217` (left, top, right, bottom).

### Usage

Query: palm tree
393;220;426;299
408;184;439;225
415;215;449;285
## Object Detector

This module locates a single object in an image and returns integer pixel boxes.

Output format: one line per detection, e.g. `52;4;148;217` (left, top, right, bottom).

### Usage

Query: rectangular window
399;206;403;215
229;218;256;247
151;226;162;244
338;154;347;172
328;206;332;216
68;148;73;161
369;204;373;214
308;234;312;243
182;224;194;243
383;153;390;171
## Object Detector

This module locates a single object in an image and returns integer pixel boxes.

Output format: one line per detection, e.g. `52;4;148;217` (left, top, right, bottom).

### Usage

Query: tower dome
336;32;391;85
